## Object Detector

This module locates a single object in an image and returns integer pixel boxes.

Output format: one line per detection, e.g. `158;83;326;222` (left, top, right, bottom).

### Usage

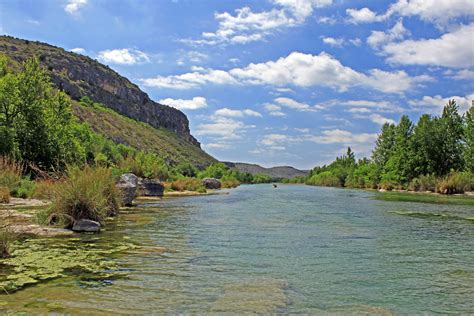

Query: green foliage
118;151;169;180
252;173;273;184
463;106;474;173
408;174;437;192
0;156;22;191
48;166;122;227
345;160;379;189
306;171;341;187
437;172;474;194
11;178;36;198
198;162;229;179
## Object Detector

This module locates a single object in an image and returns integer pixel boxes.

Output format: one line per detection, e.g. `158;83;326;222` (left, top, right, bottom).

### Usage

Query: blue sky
1;0;473;169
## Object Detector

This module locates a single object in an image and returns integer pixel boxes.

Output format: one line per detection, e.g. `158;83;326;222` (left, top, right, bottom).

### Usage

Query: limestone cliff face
0;36;200;146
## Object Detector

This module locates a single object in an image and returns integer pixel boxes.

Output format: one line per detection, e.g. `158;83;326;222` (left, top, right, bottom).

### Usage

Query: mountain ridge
224;162;309;179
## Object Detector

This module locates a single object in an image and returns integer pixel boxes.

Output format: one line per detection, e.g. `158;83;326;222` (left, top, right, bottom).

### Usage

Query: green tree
463;105;474;172
372;123;396;167
437;100;464;174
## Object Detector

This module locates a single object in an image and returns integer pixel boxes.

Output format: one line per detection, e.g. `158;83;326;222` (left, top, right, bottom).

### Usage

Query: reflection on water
1;185;473;314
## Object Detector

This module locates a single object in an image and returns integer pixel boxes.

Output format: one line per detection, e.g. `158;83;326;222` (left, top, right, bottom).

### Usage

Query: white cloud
322;37;344;47
275;97;321;112
309;129;378;144
367;20;409;49
383;23;474;68
409;93;474;114
195;116;246;139
142;51;430;93
182;0;333;45
204;143;231;150
261;133;292;146
264;103;286;117
65;0;87;15
346;0;474;28
158;96;207;110
295;127;310;133
98;48;150;65
177;51;208;65
369;114;396;126
214;108;262;117
346;7;383;23
445;69;474;80
70;47;85;54
317;16;336;24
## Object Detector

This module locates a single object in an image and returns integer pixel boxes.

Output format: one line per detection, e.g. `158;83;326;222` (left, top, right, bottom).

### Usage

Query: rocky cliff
0;36;200;146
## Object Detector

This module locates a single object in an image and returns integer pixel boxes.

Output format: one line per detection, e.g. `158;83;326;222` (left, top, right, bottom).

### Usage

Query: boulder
202;178;221;190
72;219;101;233
116;173;138;206
138;178;164;197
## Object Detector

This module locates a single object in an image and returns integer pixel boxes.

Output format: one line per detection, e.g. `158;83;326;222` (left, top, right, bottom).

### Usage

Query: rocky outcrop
117;173;138;206
138;178;164;197
0;36;200;146
72;219;101;233
202;178;221;190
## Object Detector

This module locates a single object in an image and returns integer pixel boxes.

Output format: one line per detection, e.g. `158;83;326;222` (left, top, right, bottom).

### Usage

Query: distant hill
224;162;309;179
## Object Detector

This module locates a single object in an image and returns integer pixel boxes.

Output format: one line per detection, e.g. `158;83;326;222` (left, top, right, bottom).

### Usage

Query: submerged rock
138;178;164;197
116;173;138;206
202;178;221;190
72;219;101;233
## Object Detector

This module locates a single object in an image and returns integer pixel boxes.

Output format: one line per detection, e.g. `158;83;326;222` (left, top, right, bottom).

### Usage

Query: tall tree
438;100;464;175
372;122;396;167
463;105;474;173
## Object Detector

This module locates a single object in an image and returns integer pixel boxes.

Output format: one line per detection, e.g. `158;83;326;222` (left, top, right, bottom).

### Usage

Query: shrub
11;178;36;198
437;172;474;194
0;226;15;258
409;174;437;192
119;152;169;180
0;186;10;203
306;171;341;187
168;177;206;192
221;178;240;188
0;157;22;191
48;166;121;227
31;180;60;200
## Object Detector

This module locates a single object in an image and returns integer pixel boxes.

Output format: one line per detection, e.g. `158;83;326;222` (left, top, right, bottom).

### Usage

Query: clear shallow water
1;184;474;314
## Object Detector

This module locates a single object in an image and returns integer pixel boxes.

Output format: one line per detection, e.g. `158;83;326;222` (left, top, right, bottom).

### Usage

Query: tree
463;105;474;173
372;123;396;167
437;100;464;174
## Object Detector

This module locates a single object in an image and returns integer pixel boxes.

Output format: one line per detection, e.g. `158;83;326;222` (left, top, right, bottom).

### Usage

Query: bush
0;186;10;203
48;166;121;227
11;178;36;198
168;177;206;192
119;152;169;180
221;178;240;188
0;226;15;258
408;174;437;192
306;171;341;187
31;180;60;200
0;157;22;191
437;172;474;194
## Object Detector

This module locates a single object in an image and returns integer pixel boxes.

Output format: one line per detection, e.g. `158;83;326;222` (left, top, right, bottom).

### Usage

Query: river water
1;184;473;314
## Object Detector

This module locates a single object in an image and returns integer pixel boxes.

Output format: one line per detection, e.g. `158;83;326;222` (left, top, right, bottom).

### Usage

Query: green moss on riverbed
0;237;136;293
375;191;474;206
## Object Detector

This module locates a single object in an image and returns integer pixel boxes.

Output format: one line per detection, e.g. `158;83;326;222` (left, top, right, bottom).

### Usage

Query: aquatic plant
48;166;121;227
0;226;14;259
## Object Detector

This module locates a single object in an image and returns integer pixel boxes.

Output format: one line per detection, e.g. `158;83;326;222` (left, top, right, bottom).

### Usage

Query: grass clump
437;172;474;194
0;157;22;192
48;166;121;227
0;186;10;203
221;177;240;189
166;177;206;192
31;180;60;200
0;226;15;258
408;174;437;192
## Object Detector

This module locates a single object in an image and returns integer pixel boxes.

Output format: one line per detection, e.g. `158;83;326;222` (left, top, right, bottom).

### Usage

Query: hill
224;162;309;179
0;36;217;167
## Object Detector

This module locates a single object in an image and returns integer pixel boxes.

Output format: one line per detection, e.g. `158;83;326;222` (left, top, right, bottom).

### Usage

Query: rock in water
202;178;221;190
72;219;101;233
138;178;164;197
117;173;138;206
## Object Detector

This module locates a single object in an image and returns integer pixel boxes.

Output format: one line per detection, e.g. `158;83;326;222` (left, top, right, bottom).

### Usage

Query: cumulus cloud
142;51;430;93
322;37;344;47
65;0;87;14
346;0;474;28
98;48;150;65
214;108;262;117
382;23;474;68
204;143;231;150
264;103;286;117
70;47;86;54
182;0;333;45
409;93;474;114
445;69;474;81
275;97;322;112
195;116;247;140
367;20;409;49
158;96;208;110
369;114;396;126
308;129;378;144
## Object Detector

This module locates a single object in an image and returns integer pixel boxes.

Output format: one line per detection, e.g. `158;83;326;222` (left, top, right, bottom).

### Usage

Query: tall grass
437;172;474;194
0;157;22;191
408;174;437;192
0;186;10;203
48;166;122;227
165;177;206;193
0;226;15;259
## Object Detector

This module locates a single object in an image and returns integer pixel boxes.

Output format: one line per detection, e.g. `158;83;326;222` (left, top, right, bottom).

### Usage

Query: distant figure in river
273;184;278;188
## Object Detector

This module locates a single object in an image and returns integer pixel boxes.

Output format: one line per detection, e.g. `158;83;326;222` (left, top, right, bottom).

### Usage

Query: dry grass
0;186;10;203
165;177;206;193
221;179;240;189
0;157;22;191
49;166;122;227
437;172;474;194
31;180;61;200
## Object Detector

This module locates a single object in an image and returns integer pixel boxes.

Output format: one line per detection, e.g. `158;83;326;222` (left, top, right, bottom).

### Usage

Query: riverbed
1;184;473;314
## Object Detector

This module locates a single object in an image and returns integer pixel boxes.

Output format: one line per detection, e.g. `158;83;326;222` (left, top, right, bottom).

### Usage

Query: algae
389;210;474;222
0;237;136;293
375;191;474;206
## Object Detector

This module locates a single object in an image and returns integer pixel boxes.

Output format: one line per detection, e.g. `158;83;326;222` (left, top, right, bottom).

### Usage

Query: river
1;184;473;314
